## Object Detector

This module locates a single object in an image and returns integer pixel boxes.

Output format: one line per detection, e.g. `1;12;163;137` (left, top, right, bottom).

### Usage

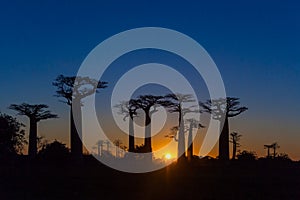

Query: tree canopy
0;113;27;156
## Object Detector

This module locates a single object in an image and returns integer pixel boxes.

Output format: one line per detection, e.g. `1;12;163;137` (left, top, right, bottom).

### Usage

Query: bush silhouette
0;113;27;158
38;140;69;160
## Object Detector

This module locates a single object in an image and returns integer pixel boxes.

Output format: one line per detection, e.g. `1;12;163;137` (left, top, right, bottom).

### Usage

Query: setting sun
165;153;172;160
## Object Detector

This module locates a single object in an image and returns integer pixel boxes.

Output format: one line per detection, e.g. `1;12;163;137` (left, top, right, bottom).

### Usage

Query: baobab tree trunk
187;122;193;162
144;111;152;162
177;112;186;162
128;116;135;152
71;100;83;158
219;116;229;160
97;144;100;156
28;119;37;157
144;112;152;153
232;142;236;160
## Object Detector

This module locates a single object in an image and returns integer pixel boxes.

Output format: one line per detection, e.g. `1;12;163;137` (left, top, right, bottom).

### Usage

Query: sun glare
165;153;172;160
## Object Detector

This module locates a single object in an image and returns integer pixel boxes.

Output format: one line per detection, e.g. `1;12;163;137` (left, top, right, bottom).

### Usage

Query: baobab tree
130;95;171;153
200;97;248;160
113;139;122;158
164;93;196;161
271;142;280;159
230;132;242;160
186;118;204;161
96;140;104;156
114;101;137;152
105;140;111;153
264;144;273;158
53;75;107;157
9;103;57;157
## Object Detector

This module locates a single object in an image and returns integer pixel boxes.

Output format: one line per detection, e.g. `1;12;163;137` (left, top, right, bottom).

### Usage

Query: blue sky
0;0;299;159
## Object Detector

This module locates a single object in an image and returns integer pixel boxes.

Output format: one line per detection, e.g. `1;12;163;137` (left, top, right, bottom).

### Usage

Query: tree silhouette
186;118;204;161
53;75;107;157
113;139;122;158
264;144;273;158
114;101;137;152
237;150;257;161
38;140;69;160
200;97;248;160
130;95;171;154
230;132;242;160
96;140;104;156
9;103;57;157
271;142;280;159
264;142;280;159
276;153;291;161
104;140;112;156
164;93;196;161
0;113;27;157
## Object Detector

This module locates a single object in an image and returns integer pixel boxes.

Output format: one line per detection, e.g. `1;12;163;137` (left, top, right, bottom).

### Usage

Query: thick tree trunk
232;142;236;160
187;123;193;162
128;116;135;152
144;111;152;162
144;111;152;153
177;112;186;162
71;100;83;158
219;116;229;160
28;119;37;157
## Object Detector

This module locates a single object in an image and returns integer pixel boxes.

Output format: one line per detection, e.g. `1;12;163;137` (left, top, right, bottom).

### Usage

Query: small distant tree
113;139;122;158
271;142;280;159
237;150;257;161
96;140;104;156
230;132;242;160
9;103;57;157
264;144;273;158
0;113;27;157
264;142;280;159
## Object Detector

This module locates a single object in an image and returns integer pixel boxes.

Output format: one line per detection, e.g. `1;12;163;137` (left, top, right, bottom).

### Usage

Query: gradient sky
0;0;299;160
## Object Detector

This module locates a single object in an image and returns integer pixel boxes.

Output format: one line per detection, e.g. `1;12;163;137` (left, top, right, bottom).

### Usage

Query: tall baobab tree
186;118;204;161
200;97;247;160
130;95;171;153
53;75;107;157
230;132;242;160
9;103;57;157
164;93;196;161
114;101;137;152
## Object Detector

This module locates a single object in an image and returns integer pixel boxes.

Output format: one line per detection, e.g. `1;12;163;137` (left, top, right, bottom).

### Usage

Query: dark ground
0;156;299;200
